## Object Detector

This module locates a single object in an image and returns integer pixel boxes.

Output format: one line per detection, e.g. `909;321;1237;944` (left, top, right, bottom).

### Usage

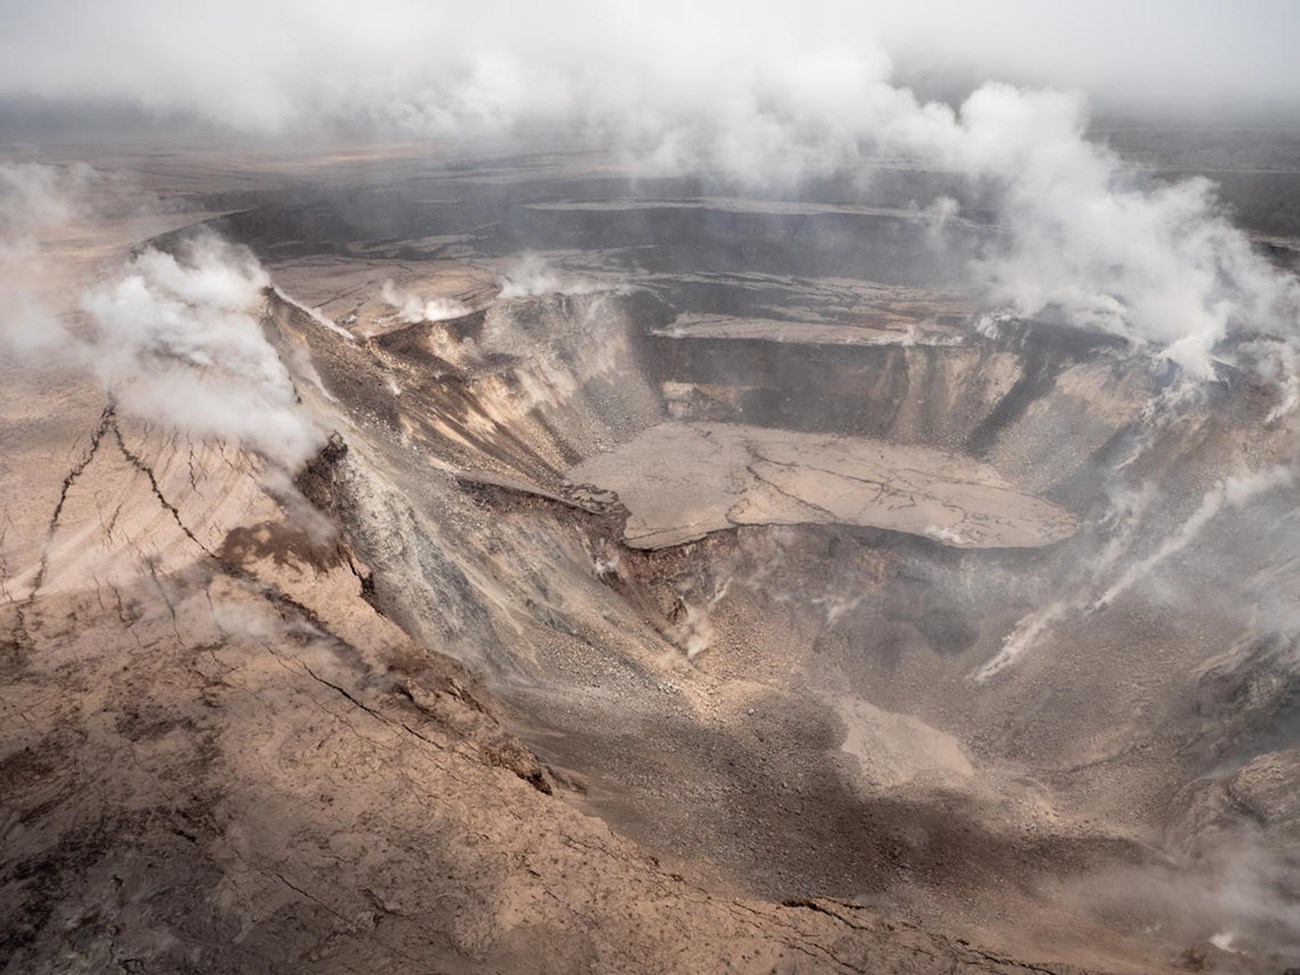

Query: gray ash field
4;132;1300;975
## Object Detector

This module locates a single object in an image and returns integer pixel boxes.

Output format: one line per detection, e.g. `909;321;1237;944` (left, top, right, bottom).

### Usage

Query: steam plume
81;236;324;468
0;166;321;469
0;162;91;359
4;5;1299;375
380;279;473;323
1092;466;1294;611
497;254;607;300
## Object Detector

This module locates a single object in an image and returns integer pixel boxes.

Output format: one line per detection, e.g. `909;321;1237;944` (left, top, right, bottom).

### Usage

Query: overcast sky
0;0;1297;139
870;0;1300;115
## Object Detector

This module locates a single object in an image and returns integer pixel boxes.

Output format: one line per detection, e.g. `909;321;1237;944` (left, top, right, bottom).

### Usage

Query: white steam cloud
0;162;92;358
974;461;1296;682
3;4;1299;375
1092;466;1294;612
0;161;88;241
1067;832;1300;960
939;87;1299;376
0;165;322;469
496;254;609;301
81;237;323;468
379;279;473;323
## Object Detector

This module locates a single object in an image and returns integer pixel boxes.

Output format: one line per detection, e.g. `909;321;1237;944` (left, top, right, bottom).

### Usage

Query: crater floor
571;421;1078;550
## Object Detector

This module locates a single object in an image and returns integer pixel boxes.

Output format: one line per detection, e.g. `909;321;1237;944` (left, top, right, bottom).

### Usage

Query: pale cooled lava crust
5;145;1300;974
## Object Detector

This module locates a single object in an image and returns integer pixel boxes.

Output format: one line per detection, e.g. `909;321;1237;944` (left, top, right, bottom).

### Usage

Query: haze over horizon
1;0;1299;145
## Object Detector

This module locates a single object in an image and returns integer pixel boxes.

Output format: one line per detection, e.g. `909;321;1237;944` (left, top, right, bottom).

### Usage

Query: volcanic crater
5;148;1300;974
